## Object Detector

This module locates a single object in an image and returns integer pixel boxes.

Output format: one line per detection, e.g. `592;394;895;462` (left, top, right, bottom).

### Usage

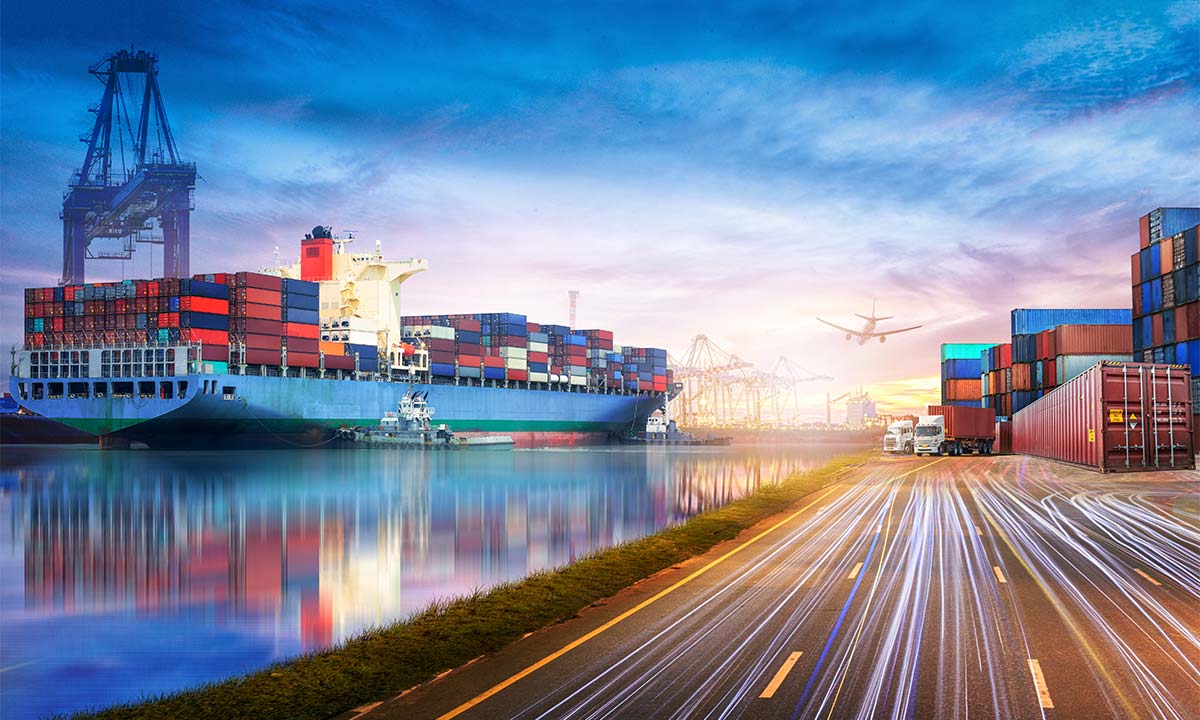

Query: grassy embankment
76;450;874;720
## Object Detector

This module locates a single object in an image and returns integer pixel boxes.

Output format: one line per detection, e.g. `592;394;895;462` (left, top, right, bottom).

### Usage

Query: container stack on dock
1130;207;1200;452
1008;309;1132;415
940;343;994;407
980;343;1012;418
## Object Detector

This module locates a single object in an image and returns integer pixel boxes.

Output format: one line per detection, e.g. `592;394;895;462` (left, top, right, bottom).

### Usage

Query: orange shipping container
1012;363;1033;391
1160;236;1173;278
943;379;982;400
319;341;344;356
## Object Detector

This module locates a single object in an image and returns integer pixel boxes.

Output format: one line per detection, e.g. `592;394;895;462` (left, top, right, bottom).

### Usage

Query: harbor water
1;443;851;718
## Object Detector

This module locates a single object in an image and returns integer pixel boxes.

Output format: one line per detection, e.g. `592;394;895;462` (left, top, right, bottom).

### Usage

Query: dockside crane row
61;49;196;286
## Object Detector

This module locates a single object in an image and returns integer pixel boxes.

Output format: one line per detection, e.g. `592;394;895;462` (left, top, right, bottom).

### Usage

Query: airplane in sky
817;301;922;345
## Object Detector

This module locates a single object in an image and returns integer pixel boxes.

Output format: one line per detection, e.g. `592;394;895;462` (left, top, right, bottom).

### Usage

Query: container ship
9;227;673;449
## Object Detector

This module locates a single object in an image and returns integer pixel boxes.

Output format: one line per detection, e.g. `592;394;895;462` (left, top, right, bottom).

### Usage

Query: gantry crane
61;49;196;285
670;335;832;427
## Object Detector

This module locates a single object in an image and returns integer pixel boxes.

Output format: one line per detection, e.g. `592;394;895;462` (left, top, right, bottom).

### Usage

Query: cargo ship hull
9;374;665;449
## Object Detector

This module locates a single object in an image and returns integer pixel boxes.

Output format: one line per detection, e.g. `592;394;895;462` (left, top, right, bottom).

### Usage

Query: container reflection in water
0;444;843;718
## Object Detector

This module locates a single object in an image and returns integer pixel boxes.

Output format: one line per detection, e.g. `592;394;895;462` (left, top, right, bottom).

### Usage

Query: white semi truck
882;419;914;454
914;406;996;456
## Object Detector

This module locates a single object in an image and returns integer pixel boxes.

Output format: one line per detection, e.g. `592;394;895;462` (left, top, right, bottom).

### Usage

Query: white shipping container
529;371;549;383
528;341;548;353
569;375;586;386
505;357;528;370
500;346;528;359
1056;354;1133;386
344;330;378;346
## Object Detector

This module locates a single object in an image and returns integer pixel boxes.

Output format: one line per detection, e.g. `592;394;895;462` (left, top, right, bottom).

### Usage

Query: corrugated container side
941;343;997;363
926;405;996;439
1054;324;1133;355
1013;361;1193;472
1011;308;1132;336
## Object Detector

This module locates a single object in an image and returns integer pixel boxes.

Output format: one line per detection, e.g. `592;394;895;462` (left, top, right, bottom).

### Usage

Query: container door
1100;365;1193;471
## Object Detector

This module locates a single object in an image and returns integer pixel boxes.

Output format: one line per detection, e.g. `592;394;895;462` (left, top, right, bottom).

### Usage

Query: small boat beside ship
338;391;514;449
618;411;732;446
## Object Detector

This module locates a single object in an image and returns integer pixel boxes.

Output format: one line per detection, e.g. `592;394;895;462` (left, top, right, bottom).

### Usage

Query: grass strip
74;450;875;720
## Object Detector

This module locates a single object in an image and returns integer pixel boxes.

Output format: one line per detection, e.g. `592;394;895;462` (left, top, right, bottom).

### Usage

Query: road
360;454;1200;720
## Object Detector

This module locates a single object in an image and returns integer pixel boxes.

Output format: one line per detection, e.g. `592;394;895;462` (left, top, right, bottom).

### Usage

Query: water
0;443;847;718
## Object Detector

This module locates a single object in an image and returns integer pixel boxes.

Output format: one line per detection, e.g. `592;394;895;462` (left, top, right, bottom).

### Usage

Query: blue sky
2;1;1198;414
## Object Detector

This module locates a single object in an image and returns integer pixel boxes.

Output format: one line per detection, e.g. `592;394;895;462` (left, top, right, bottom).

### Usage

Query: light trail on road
376;456;1200;720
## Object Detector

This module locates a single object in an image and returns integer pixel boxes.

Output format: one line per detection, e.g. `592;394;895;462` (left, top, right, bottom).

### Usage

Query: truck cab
914;415;945;455
883;420;914;454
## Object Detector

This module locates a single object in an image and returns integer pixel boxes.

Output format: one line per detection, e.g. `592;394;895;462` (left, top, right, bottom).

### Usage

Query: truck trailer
915;405;997;456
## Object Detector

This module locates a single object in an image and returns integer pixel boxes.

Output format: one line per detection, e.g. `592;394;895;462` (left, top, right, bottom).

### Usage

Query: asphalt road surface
362;454;1200;720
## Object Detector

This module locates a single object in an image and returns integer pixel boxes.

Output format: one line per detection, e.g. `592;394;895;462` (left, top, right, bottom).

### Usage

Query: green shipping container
941;343;998;363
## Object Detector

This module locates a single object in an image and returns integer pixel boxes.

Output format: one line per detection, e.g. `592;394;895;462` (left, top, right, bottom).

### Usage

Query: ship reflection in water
0;444;844;718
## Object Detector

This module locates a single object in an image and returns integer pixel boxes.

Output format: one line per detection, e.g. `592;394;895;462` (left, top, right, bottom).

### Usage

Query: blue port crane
60;49;196;285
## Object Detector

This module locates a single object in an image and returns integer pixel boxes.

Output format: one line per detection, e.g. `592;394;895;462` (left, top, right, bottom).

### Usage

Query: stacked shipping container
23;278;230;363
1131;209;1200;452
1008;309;1132;415
980;343;1013;418
400;314;671;391
940;343;995;407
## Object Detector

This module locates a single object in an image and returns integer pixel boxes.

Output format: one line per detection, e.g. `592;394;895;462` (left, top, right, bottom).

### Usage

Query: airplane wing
817;318;863;336
872;325;923;337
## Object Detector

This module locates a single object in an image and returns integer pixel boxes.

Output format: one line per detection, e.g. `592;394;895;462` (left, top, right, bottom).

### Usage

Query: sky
2;0;1198;419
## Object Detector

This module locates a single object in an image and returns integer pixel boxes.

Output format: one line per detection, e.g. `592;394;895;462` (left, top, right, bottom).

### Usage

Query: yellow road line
1134;568;1162;586
1028;658;1054;708
992;565;1007;584
847;562;864;580
759;651;803;699
432;457;949;720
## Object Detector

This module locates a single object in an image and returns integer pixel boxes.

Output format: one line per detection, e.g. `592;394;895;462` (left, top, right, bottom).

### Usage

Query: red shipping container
243;287;282;306
1176;306;1189;341
200;344;229;362
1042;359;1057;387
288;352;320;368
526;322;540;333
1188;302;1200;341
926;405;996;440
184;328;228;345
189;296;229;315
235;318;282;335
245;334;282;351
529;351;549;363
245;348;281;365
324;355;355;371
995;422;1013;454
457;354;482;367
503;335;527;348
285;337;318;353
1132;283;1143;317
1055;324;1132;355
1139;213;1151;249
243;303;282;321
507;369;528;381
452;318;482;332
284;322;319;339
483;355;505;368
996;343;1012;369
428;350;455;364
236;272;283;291
457;343;483;356
1013;361;1193;472
428;338;455;353
1152;313;1164;346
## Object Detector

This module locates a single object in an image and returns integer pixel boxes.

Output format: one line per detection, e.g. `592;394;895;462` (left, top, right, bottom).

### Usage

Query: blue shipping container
1150;207;1200;242
189;280;229;299
285;293;320;311
282;278;320;297
483;367;505;380
283;308;320;325
942;358;982;380
183;312;228;331
431;362;455;376
1011;308;1132;336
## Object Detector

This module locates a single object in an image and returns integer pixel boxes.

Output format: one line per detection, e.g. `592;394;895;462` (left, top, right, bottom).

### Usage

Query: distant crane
568;290;580;329
826;392;849;429
61;49;196;285
671;335;832;427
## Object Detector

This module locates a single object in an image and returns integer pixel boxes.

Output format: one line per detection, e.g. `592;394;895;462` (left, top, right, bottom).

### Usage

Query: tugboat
339;391;514;449
618;406;733;446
